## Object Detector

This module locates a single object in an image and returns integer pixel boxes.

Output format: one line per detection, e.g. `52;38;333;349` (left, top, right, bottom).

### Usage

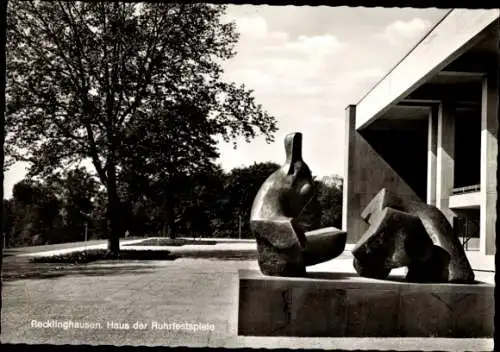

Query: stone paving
1;238;494;350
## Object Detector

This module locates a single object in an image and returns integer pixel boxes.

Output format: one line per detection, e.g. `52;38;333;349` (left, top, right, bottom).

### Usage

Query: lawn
124;238;218;246
29;248;257;264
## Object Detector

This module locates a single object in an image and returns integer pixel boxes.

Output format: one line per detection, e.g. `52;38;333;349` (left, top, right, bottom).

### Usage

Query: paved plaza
1;238;494;350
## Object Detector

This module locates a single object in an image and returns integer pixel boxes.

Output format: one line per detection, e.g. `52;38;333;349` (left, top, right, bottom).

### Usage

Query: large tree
6;2;277;253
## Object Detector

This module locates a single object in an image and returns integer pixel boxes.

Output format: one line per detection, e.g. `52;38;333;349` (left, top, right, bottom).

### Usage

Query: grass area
29;248;257;264
124;238;217;246
30;249;178;264
176;250;257;261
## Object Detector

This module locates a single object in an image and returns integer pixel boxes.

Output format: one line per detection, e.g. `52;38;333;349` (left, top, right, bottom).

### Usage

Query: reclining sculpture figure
352;188;475;283
250;132;346;277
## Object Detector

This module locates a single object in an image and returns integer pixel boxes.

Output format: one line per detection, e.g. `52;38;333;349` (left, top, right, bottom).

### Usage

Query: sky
3;5;451;199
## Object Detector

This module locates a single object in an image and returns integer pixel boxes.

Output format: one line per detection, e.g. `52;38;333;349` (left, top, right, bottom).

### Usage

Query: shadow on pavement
2;248;258;282
307;270;413;283
174;250;257;261
2;263;162;282
3;250;23;257
201;238;256;244
306;272;359;280
307;271;488;285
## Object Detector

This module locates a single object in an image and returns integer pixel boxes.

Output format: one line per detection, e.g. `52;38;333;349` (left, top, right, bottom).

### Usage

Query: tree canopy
6;1;278;252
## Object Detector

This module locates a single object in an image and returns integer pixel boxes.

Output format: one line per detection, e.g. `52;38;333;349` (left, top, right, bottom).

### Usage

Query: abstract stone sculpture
352;188;475;283
250;132;346;276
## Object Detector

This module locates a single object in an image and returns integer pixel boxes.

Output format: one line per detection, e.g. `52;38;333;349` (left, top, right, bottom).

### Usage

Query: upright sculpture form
352;188;475;283
250;132;346;276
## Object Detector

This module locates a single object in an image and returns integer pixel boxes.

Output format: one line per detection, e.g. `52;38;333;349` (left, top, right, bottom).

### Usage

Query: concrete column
426;106;438;206
436;100;455;224
479;71;498;255
342;105;356;232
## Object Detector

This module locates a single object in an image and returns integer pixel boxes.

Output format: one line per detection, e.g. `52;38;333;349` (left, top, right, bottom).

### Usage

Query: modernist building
342;9;499;258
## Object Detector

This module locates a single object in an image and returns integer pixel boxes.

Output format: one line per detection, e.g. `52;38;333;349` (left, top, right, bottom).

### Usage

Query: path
1;238;494;350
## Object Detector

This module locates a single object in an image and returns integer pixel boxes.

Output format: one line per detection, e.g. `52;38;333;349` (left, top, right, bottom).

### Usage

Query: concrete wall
343;106;423;243
362;120;428;201
427;107;438;206
479;70;498;255
449;192;481;208
454;109;481;188
436;101;457;224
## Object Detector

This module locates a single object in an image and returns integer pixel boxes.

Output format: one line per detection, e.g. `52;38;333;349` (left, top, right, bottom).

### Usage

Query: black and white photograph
1;1;497;350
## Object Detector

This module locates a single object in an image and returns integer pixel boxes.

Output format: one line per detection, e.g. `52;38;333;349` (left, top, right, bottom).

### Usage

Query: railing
462;236;473;251
452;184;480;195
459;217;480;251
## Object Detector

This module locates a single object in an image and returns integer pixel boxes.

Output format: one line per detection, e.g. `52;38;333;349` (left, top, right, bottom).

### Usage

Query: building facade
342;9;499;258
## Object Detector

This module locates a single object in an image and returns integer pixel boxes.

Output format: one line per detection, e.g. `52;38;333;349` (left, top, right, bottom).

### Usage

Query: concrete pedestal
238;270;494;337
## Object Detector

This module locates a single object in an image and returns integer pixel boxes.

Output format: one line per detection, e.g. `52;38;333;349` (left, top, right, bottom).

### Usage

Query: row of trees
3;163;343;248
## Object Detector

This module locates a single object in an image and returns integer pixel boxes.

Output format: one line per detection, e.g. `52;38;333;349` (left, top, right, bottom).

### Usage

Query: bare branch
8;79;88;148
27;2;83;91
85;123;108;185
56;1;90;92
117;5;172;126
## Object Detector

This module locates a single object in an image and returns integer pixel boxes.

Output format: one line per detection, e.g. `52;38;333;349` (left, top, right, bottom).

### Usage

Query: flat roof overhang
355;8;500;130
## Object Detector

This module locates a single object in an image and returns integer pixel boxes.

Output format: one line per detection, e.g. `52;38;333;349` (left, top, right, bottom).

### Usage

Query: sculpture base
238;270;494;337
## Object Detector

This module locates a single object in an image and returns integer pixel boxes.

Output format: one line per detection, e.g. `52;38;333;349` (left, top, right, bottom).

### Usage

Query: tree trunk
167;223;176;239
106;195;121;254
106;162;122;255
162;193;176;239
